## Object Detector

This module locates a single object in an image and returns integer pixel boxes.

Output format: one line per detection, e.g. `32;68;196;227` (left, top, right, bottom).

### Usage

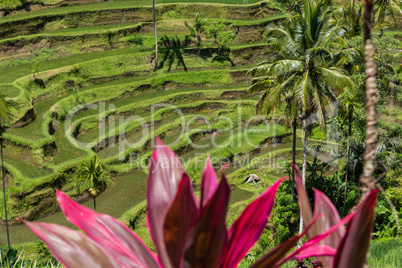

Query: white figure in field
242;174;260;185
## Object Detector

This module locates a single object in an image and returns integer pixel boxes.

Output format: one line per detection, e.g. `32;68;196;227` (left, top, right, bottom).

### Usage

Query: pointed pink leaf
56;191;159;268
164;174;198;268
200;156;218;207
183;174;231;268
24;221;120;268
252;232;304;268
251;216;320;268
333;190;378;268
295;244;337;259
220;178;284;268
313;189;345;267
314;189;345;246
292;164;315;236
276;211;356;267
147;137;186;268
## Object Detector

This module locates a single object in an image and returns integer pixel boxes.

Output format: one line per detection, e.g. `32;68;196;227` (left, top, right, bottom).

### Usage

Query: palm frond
265;28;303;59
334;47;364;67
248;76;276;95
317;67;354;92
295;71;312;112
247;63;273;77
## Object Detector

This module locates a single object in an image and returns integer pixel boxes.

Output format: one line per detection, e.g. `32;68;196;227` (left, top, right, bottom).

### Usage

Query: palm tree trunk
299;118;308;236
93;196;96;211
360;0;379;197
153;0;158;71
291;119;296;202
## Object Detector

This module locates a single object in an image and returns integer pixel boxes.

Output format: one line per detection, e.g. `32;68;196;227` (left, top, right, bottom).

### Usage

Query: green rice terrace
0;0;401;266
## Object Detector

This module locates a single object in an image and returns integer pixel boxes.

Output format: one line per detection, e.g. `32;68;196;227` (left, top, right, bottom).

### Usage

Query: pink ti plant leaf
313;189;345;247
23;139;379;268
147;137;190;268
295;245;337;259
292;164;344;267
291;164;316;236
183;174;231;268
56;191;159;268
163;173;198;268
333;190;378;268
23;221;120;268
251;217;320;268
220;178;284;268
313;189;345;267
274;212;355;268
200;156;219;207
292;164;378;268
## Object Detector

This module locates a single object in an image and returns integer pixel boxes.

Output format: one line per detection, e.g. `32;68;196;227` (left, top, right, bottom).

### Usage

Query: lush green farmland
0;0;294;242
0;0;401;266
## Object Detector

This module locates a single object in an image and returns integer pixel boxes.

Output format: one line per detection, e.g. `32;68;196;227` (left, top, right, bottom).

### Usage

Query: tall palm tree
75;155;115;211
153;0;158;71
249;0;354;237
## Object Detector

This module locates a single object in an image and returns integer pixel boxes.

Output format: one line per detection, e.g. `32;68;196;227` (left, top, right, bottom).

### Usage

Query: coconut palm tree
75;155;115;211
249;0;354;236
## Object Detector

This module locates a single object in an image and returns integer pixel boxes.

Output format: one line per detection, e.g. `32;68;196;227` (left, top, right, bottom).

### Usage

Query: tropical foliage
185;13;207;48
23;139;378;268
75;155;114;211
0;95;12;135
248;0;356;235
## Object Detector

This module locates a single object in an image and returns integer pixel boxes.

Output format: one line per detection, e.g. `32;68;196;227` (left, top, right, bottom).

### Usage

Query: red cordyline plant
23;138;378;268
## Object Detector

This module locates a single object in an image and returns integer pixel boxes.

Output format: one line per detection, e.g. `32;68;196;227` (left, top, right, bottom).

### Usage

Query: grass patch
0;84;20;98
0;47;142;83
232;13;289;26
3;156;53;179
0;0;272;23
47;122;89;166
5;95;65;140
368;238;402;268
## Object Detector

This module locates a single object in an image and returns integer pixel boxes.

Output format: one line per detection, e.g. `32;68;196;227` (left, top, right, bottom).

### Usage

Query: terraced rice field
0;0;388;248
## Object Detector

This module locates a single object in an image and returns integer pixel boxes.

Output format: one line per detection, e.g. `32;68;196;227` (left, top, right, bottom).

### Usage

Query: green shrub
126;34;144;45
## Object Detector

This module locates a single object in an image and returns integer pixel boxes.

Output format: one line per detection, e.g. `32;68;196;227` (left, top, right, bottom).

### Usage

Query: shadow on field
159;36;189;71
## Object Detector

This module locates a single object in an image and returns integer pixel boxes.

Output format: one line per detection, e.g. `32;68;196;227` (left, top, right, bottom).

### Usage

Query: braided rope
360;40;379;197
